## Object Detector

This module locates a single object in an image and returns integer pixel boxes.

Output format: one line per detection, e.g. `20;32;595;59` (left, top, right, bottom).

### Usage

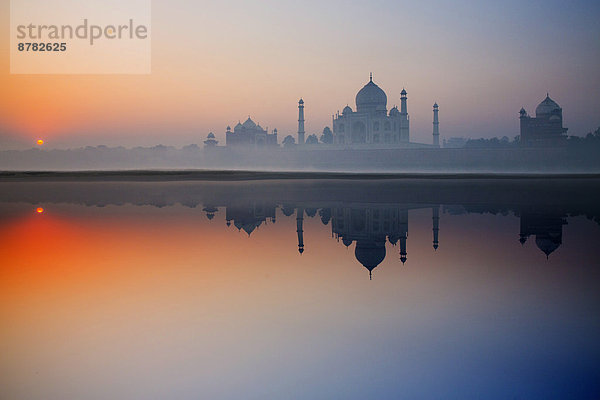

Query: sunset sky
1;0;599;149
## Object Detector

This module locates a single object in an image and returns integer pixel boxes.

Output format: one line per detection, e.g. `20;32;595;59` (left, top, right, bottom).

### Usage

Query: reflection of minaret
298;99;305;145
433;103;440;147
432;206;439;250
519;215;527;245
296;207;305;254
399;208;408;263
399;233;407;264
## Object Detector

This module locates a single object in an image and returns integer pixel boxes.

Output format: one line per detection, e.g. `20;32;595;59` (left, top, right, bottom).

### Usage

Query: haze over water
1;178;599;399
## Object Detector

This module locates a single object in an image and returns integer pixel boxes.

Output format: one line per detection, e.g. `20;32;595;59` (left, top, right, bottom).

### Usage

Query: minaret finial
369;72;373;82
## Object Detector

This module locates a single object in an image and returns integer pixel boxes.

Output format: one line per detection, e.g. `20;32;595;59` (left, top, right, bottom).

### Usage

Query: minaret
298;99;305;145
400;89;409;142
400;89;407;114
296;207;305;254
432;206;439;250
433;103;440;147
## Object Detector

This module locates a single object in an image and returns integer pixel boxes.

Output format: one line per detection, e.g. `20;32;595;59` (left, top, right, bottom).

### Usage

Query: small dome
299;98;304;104
207;132;215;138
433;102;438;108
401;88;407;96
535;94;561;116
389;106;399;116
356;76;387;113
235;122;243;129
342;105;353;114
243;117;257;128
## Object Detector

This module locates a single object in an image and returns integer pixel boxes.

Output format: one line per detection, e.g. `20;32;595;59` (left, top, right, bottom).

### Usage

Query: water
1;178;599;399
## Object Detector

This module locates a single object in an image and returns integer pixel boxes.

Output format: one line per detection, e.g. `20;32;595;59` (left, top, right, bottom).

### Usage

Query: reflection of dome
343;105;353;115
281;206;295;217
356;76;387;112
342;237;353;247
535;94;560;116
535;235;561;258
355;240;386;279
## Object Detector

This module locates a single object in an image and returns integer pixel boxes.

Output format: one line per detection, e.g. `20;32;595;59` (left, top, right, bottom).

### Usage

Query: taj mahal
332;73;412;146
318;73;439;148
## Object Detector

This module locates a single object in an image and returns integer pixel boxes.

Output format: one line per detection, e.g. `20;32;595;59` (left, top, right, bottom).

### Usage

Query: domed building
225;116;278;147
519;94;568;146
332;74;410;146
203;132;218;148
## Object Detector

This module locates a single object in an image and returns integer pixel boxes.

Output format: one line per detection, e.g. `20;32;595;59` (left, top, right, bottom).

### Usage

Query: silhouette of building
204;132;218;148
225;202;277;235
332;74;410;146
519;211;567;258
443;137;468;148
225;117;278;147
519;94;568;146
331;206;410;279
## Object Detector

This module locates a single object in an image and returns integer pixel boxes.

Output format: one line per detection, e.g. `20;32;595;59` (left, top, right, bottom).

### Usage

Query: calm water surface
1;179;599;399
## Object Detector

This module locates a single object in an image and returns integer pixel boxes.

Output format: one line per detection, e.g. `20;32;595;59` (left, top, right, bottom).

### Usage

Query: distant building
225;117;278;147
332;74;410;146
443;137;468;148
203;132;218;148
519;94;568;146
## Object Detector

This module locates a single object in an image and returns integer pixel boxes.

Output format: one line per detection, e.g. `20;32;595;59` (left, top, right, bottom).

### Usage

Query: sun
36;207;44;213
36;139;44;146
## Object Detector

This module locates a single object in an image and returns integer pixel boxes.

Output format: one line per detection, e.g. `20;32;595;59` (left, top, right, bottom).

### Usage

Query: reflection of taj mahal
201;201;569;279
207;202;445;279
